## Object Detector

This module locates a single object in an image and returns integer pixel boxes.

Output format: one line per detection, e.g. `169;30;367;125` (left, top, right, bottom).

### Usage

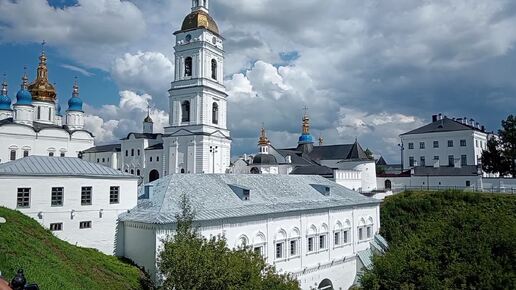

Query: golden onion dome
180;10;219;35
28;52;56;103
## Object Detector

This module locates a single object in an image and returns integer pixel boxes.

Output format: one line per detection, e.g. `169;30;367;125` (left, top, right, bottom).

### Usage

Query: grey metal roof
413;165;479;176
146;143;164;151
401;117;485;136
290;165;334;177
357;248;374;270
251;154;278;165
82;143;121;153
279;141;370;162
122;132;162;140
120;174;380;224
0;156;135;178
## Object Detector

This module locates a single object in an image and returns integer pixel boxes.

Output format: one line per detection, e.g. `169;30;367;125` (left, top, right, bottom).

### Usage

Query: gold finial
21;66;28;90
72;77;79;97
302;106;310;135
1;74;7;96
258;125;269;146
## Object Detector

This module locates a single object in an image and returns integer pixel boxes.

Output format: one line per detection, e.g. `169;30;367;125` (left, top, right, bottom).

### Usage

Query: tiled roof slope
120;174;380;224
0;156;134;178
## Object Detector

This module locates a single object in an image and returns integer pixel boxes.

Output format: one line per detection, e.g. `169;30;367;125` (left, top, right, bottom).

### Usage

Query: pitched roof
290;165;334;177
278;141;371;162
123;133;162;140
82;144;121;153
401;117;486;136
376;156;387;166
412;165;479;176
0;156;135;178
119;174;380;224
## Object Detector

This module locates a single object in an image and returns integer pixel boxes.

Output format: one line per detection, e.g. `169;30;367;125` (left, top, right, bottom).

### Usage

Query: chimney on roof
438;113;442;120
463;117;467;125
481;125;485;132
432;115;438;122
470;119;474;127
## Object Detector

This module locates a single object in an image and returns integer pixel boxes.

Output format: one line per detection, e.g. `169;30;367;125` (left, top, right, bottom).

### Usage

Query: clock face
185;34;192;42
212;37;217;44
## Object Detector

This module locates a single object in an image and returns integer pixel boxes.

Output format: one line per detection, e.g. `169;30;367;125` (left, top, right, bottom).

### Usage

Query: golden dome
28;52;56;103
180;10;219;35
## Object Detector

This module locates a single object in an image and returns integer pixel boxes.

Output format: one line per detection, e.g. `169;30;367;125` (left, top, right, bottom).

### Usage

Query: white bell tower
163;0;231;174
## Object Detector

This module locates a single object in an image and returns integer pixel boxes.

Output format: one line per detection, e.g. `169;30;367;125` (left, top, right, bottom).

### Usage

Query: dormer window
229;185;251;201
311;184;331;196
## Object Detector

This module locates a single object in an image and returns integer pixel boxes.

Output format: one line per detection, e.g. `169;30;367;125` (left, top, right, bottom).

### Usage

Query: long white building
119;174;386;289
0;52;94;164
82;0;231;181
0;156;138;254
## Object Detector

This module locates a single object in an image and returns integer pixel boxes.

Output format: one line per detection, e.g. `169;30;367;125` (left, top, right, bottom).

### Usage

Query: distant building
230;113;377;192
0;52;94;163
119;174;386;289
377;114;492;191
0;156;138;255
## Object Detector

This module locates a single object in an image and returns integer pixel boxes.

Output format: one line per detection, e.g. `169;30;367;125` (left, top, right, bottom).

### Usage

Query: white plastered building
0;52;94;164
82;0;231;181
119;174;386;289
0;156;138;255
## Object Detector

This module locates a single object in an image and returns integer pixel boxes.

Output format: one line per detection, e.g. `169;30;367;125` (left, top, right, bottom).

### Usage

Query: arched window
23;150;29;158
130;169;134;175
131;149;134;156
212;102;219;124
137;169;141;176
181;101;190;122
180;168;186;174
184;57;192;77
10;150;16;161
211;59;217;80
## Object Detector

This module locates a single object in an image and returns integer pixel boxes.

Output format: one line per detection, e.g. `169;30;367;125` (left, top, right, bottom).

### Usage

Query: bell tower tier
164;1;231;174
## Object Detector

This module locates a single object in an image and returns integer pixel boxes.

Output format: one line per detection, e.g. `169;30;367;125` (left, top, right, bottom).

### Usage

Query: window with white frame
408;142;414;149
275;241;285;260
253;232;267;258
307;236;315;253
79;221;92;229
81;186;92;205
274;230;287;260
343;228;350;244
288;228;300;258
50;223;62;231
110;186;120;204
358;227;364;240
334;231;341;246
319;224;328;251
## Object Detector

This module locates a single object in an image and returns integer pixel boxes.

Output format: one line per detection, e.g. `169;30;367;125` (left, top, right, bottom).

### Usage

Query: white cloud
111;51;174;100
84;90;169;144
60;64;95;77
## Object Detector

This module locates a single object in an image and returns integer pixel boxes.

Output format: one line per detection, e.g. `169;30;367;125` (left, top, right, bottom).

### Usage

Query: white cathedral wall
122;204;379;288
328;160;377;193
376;175;482;190
144;149;164;183
0;110;13;121
0;124;93;163
0;176;138;255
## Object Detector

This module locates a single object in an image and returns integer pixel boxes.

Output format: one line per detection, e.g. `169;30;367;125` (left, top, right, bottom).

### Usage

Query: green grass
360;190;516;290
0;207;149;290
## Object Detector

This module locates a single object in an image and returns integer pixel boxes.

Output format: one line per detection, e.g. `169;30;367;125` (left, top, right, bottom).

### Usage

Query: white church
0;51;94;163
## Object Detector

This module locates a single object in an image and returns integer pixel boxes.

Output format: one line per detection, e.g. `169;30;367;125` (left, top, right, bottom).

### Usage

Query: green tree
482;115;516;176
157;195;300;290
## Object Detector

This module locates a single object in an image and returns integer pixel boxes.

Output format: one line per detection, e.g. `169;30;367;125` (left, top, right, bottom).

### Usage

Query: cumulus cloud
84;90;169;144
111;51;174;103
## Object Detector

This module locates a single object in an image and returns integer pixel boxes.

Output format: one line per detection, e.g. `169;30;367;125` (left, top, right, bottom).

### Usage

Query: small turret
143;106;154;134
297;108;314;154
13;71;34;125
0;77;13;120
65;79;84;130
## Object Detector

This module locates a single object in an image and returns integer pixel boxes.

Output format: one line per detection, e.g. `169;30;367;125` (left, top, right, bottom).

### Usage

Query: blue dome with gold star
0;82;11;110
15;73;32;106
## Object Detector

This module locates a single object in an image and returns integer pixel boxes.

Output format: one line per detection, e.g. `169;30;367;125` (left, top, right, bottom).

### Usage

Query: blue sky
0;0;515;163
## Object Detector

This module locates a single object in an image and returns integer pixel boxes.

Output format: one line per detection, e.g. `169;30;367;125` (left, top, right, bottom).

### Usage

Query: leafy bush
360;191;516;290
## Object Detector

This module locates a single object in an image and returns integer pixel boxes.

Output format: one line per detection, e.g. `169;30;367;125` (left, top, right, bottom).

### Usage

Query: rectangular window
157;156;160;162
433;141;439;148
81;187;92;205
448;140;454;147
367;226;372;238
343;230;349;244
51;187;64;207
408;142;414;149
60;152;65;157
319;234;327;250
460;140;467;147
79;221;92;229
289;240;298;256
359;228;364;240
50;223;62;231
461;155;467;166
419;142;425;149
49;152;54;157
275;242;284;259
409;156;415;167
476;140;479;147
334;232;341;246
448;155;454;167
110;186;120;204
23;150;29;158
307;237;315;252
420;156;426;167
253;246;263;256
10;150;16;161
434;156;439;160
17;188;30;208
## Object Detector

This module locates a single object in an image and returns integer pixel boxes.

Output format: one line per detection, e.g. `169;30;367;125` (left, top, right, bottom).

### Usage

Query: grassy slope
363;191;516;289
0;207;145;290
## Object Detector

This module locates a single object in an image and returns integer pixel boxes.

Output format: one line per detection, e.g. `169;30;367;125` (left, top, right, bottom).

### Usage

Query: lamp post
210;146;218;174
